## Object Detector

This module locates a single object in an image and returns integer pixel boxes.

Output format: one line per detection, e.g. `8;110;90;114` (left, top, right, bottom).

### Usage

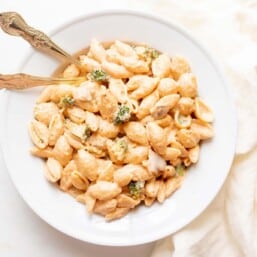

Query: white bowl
1;10;236;246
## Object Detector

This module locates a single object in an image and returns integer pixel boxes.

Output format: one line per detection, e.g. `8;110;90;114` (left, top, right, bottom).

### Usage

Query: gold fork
0;12;86;90
0;73;85;90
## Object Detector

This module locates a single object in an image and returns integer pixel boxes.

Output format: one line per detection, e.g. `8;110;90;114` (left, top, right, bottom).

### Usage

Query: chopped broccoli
128;181;144;199
175;164;185;176
90;69;108;82
143;47;159;60
60;96;75;108
114;105;131;125
113;138;128;153
111;138;128;161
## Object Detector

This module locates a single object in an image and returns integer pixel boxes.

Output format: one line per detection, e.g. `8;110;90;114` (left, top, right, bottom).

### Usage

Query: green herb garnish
112;138;128;161
128;181;144;199
143;47;160;60
60;96;75;108
90;69;108;82
114;138;128;154
114;105;131;125
175;164;185;176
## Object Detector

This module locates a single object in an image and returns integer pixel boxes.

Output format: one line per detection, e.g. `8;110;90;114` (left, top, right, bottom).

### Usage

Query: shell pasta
29;39;214;221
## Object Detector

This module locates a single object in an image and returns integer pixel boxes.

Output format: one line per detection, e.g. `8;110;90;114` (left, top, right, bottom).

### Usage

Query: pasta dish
29;39;214;221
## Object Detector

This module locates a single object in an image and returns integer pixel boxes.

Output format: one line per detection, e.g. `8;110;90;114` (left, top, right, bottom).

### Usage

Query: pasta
29;39;214;221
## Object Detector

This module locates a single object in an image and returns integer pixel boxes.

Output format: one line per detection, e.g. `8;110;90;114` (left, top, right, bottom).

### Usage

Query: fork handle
0;12;81;67
0;73;84;90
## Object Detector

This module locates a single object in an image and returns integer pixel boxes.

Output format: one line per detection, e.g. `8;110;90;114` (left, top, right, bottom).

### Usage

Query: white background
0;1;156;256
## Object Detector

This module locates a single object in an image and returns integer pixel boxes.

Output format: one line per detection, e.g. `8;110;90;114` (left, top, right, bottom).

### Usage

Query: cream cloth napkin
139;0;257;256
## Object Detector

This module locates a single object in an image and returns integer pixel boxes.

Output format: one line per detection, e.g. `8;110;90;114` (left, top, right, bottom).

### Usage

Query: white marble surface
0;1;156;256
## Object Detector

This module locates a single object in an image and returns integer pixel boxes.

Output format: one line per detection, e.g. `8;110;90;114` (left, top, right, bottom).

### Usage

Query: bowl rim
1;9;237;246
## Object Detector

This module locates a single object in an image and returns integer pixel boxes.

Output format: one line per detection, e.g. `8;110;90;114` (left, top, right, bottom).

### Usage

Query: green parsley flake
60;96;75;108
90;69;108;82
175;164;185;176
113;138;128;154
114;105;131;125
144;47;160;60
112;138;128;161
